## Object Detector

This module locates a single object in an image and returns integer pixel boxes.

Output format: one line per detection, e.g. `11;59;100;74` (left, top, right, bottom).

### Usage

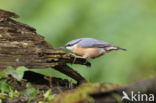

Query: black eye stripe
65;44;72;47
67;44;71;46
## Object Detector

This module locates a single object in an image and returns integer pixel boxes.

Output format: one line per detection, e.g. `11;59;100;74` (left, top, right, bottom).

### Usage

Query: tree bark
0;9;90;83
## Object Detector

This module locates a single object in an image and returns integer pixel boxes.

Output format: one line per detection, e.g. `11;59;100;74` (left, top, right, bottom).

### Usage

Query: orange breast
71;44;105;58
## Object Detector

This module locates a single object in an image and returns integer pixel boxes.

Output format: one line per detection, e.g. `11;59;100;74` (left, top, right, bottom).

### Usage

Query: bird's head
58;44;75;51
58;39;81;51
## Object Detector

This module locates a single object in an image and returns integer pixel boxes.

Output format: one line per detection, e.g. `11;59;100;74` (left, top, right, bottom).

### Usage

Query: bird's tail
116;46;127;51
105;46;126;51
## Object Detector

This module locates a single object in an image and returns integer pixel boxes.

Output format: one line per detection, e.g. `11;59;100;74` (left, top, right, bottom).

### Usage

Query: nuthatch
59;38;126;59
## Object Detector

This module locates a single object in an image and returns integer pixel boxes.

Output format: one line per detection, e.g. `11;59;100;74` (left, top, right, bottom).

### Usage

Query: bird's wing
78;38;111;48
66;39;82;46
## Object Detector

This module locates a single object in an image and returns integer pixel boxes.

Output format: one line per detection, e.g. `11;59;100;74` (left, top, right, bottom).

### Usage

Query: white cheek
66;46;74;50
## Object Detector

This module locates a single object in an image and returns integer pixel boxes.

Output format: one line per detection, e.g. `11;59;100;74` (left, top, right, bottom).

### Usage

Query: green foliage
0;72;8;79
0;79;11;93
0;68;121;103
38;89;55;103
0;79;20;101
21;83;39;101
0;69;40;102
8;90;19;100
5;66;29;81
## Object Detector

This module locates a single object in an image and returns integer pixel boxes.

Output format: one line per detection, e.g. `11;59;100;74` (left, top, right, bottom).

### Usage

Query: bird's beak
58;46;66;49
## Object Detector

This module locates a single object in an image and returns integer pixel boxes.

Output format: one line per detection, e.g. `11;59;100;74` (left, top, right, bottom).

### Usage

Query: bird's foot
72;55;89;65
72;55;85;64
68;53;89;65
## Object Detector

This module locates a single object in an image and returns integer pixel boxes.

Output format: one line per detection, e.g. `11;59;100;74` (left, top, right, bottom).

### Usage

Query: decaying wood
7;71;75;91
0;9;91;83
90;76;156;103
49;77;156;103
23;71;76;88
6;71;156;103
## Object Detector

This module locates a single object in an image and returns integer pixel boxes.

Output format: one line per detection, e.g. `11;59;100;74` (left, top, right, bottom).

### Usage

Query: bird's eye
67;44;72;46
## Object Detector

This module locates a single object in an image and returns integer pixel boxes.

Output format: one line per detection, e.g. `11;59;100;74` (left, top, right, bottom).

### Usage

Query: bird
59;38;126;59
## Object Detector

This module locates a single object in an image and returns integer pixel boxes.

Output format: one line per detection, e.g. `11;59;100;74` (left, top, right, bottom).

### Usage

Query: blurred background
0;0;156;84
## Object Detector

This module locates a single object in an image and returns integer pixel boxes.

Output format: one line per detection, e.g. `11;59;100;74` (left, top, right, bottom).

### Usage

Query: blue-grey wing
78;38;111;48
66;38;82;46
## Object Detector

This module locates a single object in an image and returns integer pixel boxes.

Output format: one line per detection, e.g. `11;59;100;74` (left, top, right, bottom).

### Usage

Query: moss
51;83;94;103
50;83;120;103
